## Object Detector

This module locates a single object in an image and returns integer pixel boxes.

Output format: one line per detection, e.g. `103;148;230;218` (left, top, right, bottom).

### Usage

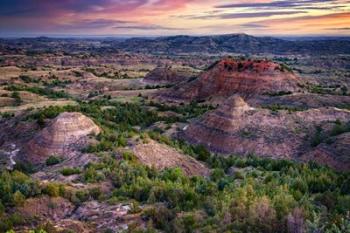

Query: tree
248;196;277;233
13;191;25;207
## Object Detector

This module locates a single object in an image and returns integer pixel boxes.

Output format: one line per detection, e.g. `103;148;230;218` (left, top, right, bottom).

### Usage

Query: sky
0;0;349;37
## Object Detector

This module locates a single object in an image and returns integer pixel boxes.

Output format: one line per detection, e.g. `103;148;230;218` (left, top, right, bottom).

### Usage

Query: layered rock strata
182;95;350;169
24;112;100;164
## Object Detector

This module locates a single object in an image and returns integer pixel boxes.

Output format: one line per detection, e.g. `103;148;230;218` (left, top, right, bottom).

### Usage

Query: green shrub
60;167;81;176
43;183;60;197
143;205;176;232
11;91;22;105
45;156;61;166
13;191;25;207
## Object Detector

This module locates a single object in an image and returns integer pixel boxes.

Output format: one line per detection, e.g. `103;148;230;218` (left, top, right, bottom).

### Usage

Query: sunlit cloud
0;0;349;36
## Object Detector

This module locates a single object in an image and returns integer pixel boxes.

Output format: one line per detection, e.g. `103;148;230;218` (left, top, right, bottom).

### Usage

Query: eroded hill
160;58;302;103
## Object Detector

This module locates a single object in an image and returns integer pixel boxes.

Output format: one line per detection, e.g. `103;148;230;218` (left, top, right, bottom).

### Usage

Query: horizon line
1;32;350;39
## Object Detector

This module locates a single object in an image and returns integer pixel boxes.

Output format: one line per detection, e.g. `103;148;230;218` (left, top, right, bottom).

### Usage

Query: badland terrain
0;34;349;233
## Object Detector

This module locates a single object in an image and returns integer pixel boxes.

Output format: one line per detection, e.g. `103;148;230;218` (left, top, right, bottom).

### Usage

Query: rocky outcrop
24;112;100;164
161;58;302;102
144;65;197;85
133;139;210;176
182;95;350;169
71;201;133;232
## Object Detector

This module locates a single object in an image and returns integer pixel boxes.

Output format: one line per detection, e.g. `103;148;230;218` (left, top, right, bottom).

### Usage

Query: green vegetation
45;78;72;88
149;101;214;122
60;167;81;176
2;98;349;232
311;120;350;147
69;150;350;233
85;68;132;79
264;91;292;96
278;63;293;73
6;84;69;99
308;84;349;96
45;155;62;166
19;75;40;84
261;104;305;113
1;132;349;232
0;171;41;231
11;91;22;105
0;112;15;119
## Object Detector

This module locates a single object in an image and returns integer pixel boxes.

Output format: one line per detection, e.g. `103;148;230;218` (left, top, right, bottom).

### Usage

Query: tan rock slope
182;95;350;169
161;58;302;102
24;112;100;164
133;139;210;176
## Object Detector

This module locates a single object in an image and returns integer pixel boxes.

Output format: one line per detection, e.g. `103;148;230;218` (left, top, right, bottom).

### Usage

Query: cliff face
161;58;302;102
24;112;100;164
182;95;350;169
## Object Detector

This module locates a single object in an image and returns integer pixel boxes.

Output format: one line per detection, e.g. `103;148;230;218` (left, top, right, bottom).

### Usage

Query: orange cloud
248;12;350;34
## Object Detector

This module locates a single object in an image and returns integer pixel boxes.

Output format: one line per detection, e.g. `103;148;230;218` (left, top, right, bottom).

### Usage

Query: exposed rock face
71;201;134;232
16;197;139;232
144;66;197;85
301;132;350;171
161;58;302;102
24;112;100;164
182;95;350;169
133;139;210;176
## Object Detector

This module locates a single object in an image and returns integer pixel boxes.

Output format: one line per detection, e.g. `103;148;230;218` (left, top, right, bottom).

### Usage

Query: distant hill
112;33;350;55
1;33;350;55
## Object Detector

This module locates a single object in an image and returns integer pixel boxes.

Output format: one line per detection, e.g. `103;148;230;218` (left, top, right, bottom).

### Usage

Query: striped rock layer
25;112;100;164
182;95;350;170
161;58;302;102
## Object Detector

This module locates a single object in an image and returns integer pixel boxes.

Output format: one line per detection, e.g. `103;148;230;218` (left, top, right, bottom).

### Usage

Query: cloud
56;18;184;31
240;23;269;28
215;0;336;9
175;10;306;20
113;23;187;31
328;27;350;30
113;25;184;30
219;11;307;19
241;12;350;34
0;0;349;36
59;19;133;29
0;0;193;16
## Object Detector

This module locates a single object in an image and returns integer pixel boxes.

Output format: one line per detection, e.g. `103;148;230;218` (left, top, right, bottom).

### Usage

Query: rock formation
133;139;210;176
182;95;350;169
24;112;100;164
161;58;302;102
144;65;197;85
71;201;133;232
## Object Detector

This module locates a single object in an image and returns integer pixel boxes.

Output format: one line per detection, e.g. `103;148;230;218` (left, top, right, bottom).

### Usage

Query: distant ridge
1;33;350;55
112;33;350;55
